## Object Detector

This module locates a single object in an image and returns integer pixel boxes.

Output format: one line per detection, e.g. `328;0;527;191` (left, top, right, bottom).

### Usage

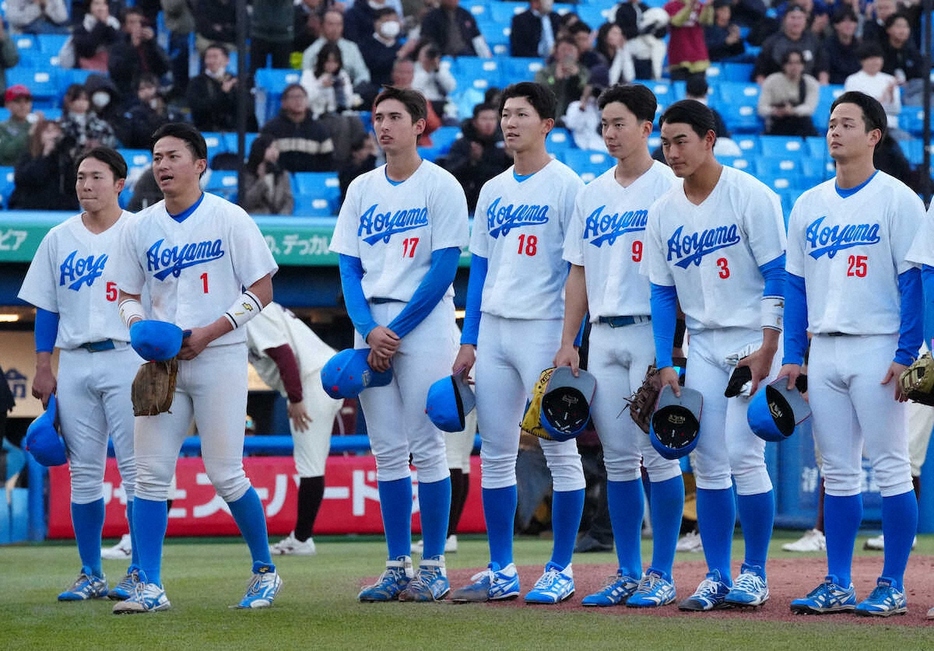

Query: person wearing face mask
249;0;295;73
187;43;258;132
345;0;391;44
359;7;408;92
59;83;118;159
83;74;126;140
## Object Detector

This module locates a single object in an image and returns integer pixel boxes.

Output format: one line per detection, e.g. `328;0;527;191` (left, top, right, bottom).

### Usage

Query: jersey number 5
105;281;117;302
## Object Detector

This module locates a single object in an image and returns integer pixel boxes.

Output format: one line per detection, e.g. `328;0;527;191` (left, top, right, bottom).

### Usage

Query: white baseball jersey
643;165;786;333
471;159;584;320
329;161;469;301
905;197;934;270
564;161;677;319
788;172;923;335
118;192;279;346
18;212;132;349
246;302;337;392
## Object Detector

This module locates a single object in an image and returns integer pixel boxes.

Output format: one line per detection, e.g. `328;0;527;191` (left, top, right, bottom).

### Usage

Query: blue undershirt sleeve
338;254;379;341
650;283;678;369
34;308;59;353
923;265;934;347
781;273;809;366
896;267;923;366
759;254;786;298
388;247;461;339
461;254;487;346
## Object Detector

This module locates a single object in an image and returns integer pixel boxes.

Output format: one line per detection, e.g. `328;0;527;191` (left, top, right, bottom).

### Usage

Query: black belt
371;297;402;304
597;315;652;328
824;332;848;337
79;339;116;352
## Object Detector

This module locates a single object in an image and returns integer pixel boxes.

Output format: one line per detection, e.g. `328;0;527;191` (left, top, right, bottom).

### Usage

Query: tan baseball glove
132;359;179;416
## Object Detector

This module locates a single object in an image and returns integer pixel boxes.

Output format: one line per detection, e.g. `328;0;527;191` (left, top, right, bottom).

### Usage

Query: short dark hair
75;146;128;180
373;6;397;21
659;99;717;139
597;83;657;123
831;5;858;24
568;21;592;36
282;82;308;100
373;86;428;123
780;47;805;66
151;122;208;162
472;102;497;119
830;90;887;145
499;82;557;121
856;41;885;61
883;11;909;30
120;6;146;24
314;42;343;77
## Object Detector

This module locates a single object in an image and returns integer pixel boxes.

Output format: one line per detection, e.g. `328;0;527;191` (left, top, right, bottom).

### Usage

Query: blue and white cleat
112;575;171;614
627;569;677;608
236;562;282;609
524;562;575;604
58;567;109;601
358;556;413;602
581;571;639;607
678;569;731;611
450;562;521;602
108;565;142;601
790;575;857;615
399;556;450;602
724;563;769;607
854;577;907;617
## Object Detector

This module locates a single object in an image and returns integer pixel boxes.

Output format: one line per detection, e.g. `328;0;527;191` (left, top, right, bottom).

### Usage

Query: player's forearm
895;267;923;365
650;282;678;368
264;345;303;403
560;265;588;347
387;247;460;338
781;273;808;365
461;254;488;346
34;308;59;353
338;254;379;340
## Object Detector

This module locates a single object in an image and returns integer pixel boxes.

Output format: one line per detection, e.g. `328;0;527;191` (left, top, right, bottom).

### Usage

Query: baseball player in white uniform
450;82;586;605
246;301;342;556
781;92;925;617
644;99;786;611
18;147;141;602
553;84;684;608
114;123;281;613
330;86;468;602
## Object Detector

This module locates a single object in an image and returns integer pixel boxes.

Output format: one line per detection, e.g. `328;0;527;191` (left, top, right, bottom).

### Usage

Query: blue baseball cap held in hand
321;348;393;399
747;377;811;442
539;366;597;442
130;320;185;361
650;385;703;460
24;393;67;467
426;373;476;432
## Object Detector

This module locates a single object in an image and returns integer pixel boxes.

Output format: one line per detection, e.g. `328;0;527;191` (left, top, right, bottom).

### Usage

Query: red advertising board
47;456;485;539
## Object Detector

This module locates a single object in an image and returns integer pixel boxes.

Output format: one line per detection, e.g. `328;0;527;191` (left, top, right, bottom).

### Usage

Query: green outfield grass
1;533;932;651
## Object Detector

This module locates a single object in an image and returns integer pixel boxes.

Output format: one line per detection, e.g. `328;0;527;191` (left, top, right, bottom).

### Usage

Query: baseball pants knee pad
409;452;450;485
479;450;519;490
203;460;252;502
540;439;586;492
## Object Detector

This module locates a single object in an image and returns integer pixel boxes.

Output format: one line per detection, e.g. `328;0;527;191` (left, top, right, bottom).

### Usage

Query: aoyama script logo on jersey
147;238;225;280
584;206;648;247
59;250;107;291
486;197;548;238
805;216;881;260
358;204;429;244
667;224;741;268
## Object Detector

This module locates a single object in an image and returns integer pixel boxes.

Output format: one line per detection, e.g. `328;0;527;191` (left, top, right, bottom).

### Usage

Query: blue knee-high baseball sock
417;477;451;560
482;485;517;568
550;488;585;570
126;499;139;568
71;499;105;577
227;487;273;566
607;479;644;577
881;490;918;590
736;490;774;573
648;475;684;579
824;493;862;586
133;497;168;586
696;487;735;583
378;477;413;560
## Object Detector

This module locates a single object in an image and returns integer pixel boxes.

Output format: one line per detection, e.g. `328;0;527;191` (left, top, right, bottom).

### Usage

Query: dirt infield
446;555;934;626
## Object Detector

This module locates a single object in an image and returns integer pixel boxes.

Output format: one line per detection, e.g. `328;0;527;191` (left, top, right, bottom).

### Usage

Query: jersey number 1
200;272;210;293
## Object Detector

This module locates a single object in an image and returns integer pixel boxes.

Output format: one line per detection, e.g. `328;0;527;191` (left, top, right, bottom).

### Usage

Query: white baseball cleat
101;533;133;560
269;532;316;556
782;529;826;552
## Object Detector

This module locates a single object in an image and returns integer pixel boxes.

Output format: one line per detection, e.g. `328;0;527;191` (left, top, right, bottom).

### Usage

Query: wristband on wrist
118;297;144;328
761;296;784;332
223;290;264;329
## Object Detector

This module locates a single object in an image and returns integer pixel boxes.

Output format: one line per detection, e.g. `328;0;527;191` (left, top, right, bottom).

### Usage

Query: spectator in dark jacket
250;0;295;73
705;0;746;62
294;0;327;54
420;0;491;57
9;119;79;211
510;0;561;59
754;4;827;83
821;6;861;85
0;22;21;105
880;13;924;105
260;83;335;173
73;0;122;72
358;8;405;90
115;73;184;149
195;0;237;53
107;7;171;100
441;102;510;213
241;134;294;215
187;43;256;132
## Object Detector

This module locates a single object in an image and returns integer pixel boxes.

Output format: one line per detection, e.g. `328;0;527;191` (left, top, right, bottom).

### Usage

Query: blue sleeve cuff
461;254;487;346
35;308;59;353
338;254;379;341
650;283;678;368
759;254;786;298
781;273;809;365
896;267;923;365
387;247;461;339
922;265;934;348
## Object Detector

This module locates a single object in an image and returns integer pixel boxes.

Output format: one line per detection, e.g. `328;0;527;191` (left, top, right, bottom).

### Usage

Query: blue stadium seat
799;156;833;182
481;21;511;57
561;149;612;180
202;132;227;164
0;167;15;209
467;2;489;18
804;136;825;158
899;138;924;166
450;57;504;91
488;0;523;23
118;149;153;170
732;135;760;156
717;156;753;173
758;135;806;157
574;4;612;27
713;82;763;133
254;68;302;125
502;57;543;83
36;33;69;54
204;170;239;202
6;68;59;108
431;125;462;154
546;128;574;154
57;68;94;90
292;171;340;217
705;63;723;82
755;156;803;179
721;62;755;83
